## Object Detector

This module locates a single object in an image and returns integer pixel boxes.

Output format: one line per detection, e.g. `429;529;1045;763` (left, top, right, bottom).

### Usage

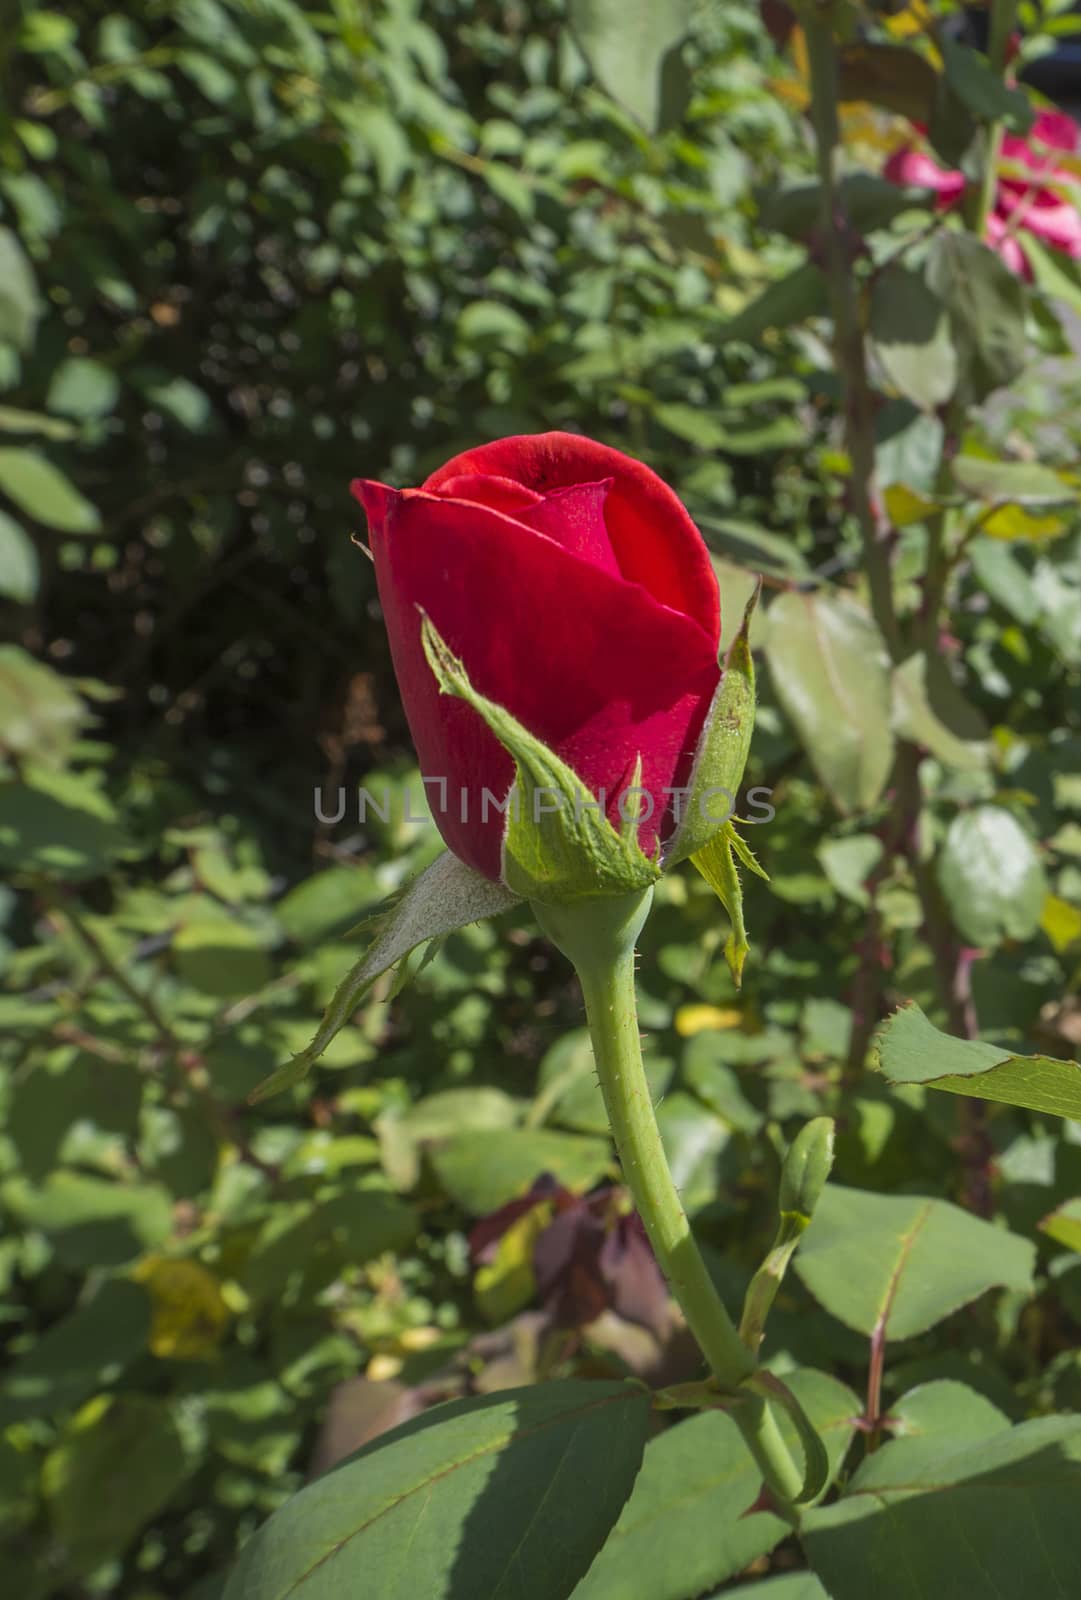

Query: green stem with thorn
533;888;808;1512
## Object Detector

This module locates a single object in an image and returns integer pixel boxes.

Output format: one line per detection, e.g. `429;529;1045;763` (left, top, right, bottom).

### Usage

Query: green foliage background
1;1;1080;1596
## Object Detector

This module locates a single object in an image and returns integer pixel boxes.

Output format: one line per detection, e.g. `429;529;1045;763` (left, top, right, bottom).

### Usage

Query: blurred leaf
803;1416;1081;1600
142;375;213;431
765;593;894;813
46;358;120;419
653;403;729;450
43;1394;195;1577
1024;233;1081;319
569;0;693;131
938;39;1034;133
0;1280;152;1423
431;1130;610;1215
222;1380;649;1600
875;1002;1081;1122
817;834;883;908
926;233;1026;402
870;266;957;411
0;448;101;533
0;647;85;762
718;261;827;342
937;806;1047;947
0;510;38;602
838;42;938;120
241;1188;418;1303
683;1033;763;1133
795;1183;1035;1339
763;175;919;240
970;540;1040;621
891;652;989;771
8;1047;142;1180
275;865;381;946
536;1030;673;1135
1;1172;173;1268
458;300;532;349
173;918;274;997
656;1092;729;1215
952;455;1078;507
0;768;124;879
1040;1199;1081;1253
0;227;41;351
574;1369;857;1600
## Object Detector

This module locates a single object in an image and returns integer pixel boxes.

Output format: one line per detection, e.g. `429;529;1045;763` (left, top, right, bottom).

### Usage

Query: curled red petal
423;432;720;646
514;481;621;578
431;472;543;515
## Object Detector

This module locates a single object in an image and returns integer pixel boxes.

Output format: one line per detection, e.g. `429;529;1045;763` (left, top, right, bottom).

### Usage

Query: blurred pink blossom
885;109;1081;279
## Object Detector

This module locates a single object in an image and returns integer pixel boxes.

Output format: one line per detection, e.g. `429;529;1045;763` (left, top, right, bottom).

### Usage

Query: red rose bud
353;433;731;894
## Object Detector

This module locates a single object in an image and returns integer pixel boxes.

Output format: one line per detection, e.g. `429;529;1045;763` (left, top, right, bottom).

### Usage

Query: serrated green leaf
795;1183;1035;1340
874;1001;1081;1122
803;1416;1081;1600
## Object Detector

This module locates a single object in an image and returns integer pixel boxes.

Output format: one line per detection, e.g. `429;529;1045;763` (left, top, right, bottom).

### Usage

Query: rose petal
422;431;720;646
352;480;719;879
998;186;1081;255
514;481;621;579
884;147;966;203
985;211;1030;279
431;472;543;515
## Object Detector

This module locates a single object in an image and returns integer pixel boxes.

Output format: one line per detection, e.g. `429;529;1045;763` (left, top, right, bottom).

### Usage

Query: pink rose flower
885;109;1081;279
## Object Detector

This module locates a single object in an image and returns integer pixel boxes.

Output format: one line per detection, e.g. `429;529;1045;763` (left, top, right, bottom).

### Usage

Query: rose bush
353;433;724;882
885;108;1081;277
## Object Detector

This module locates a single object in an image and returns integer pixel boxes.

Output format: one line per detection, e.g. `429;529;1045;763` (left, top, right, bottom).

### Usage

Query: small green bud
779;1116;835;1226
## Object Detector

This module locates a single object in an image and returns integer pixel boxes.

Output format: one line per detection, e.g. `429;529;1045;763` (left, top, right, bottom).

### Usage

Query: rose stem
533;889;806;1511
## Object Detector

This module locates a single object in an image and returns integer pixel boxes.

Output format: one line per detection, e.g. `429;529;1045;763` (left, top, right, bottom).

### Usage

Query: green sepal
738;1370;831;1506
248;852;518;1101
666;580;760;867
421;614;660;904
690;819;768;987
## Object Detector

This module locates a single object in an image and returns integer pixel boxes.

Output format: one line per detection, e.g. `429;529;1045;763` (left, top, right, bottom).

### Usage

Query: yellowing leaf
133;1256;231;1360
769;25;810;111
885;483;939;527
674;1005;744;1038
1042;894;1081;954
882;0;933;40
981;504;1068;542
475;1200;553;1324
